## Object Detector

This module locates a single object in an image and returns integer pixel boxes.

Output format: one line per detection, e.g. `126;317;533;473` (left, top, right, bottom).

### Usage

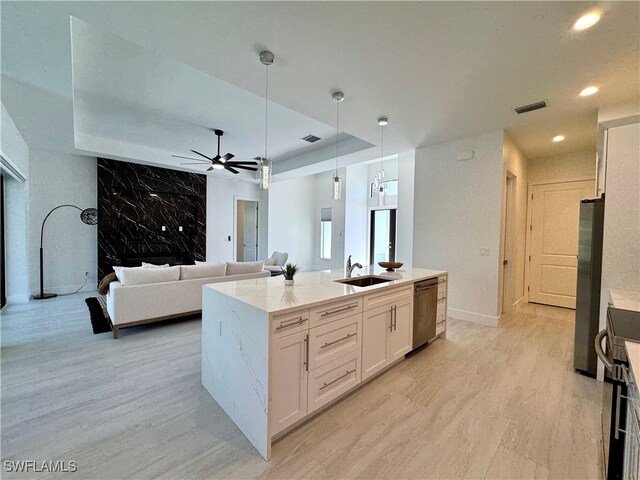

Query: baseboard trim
30;283;98;298
447;307;499;327
7;294;30;304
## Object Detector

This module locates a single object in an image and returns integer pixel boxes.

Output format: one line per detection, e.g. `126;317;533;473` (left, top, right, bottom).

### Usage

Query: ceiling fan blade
172;155;210;162
221;153;235;162
207;166;214;172
181;162;211;165
190;150;214;161
225;165;240;174
228;164;259;171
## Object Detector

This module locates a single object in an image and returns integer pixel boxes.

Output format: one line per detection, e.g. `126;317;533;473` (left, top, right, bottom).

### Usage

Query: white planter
284;279;294;286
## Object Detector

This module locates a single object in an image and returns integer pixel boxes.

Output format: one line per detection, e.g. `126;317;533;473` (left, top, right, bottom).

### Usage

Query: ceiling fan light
212;164;224;170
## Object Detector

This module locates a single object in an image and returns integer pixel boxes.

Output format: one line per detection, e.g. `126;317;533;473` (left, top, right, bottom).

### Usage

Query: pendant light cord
380;123;384;173
264;64;269;163
335;100;340;176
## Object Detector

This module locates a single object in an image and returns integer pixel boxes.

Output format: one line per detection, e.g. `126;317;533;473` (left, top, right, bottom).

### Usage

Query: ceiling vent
301;134;321;143
514;100;547;115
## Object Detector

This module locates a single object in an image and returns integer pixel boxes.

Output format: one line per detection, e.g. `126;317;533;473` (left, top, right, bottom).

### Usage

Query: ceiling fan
172;129;259;174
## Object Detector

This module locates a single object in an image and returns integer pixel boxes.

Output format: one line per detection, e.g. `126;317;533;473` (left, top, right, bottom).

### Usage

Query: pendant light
259;50;274;190
374;116;388;206
332;91;344;200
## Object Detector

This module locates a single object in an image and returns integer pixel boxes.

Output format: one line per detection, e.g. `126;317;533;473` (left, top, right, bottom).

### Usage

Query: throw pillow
226;261;264;275
118;266;181;286
141;262;170;268
264;258;277;266
180;263;227;280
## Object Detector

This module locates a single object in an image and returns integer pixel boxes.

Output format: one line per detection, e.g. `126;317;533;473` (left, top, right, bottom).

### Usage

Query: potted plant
281;263;301;286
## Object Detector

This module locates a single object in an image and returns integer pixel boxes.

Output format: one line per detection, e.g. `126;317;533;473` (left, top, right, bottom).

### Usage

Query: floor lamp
34;205;98;300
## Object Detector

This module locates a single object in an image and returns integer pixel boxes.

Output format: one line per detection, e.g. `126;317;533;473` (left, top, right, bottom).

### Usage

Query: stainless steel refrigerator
574;196;605;377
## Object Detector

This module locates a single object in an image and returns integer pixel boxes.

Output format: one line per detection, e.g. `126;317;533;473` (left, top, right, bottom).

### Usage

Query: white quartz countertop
610;289;640;313
626;341;640;386
204;266;447;314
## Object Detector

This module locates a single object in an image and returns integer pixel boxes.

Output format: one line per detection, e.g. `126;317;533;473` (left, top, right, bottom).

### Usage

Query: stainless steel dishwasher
413;278;438;349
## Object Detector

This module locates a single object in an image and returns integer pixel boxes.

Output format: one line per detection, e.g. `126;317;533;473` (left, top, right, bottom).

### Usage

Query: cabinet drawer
271;309;309;338
308;313;362;370
437;298;446;317
308;350;361;413
310;297;362;328
363;285;412;311
438;275;447;284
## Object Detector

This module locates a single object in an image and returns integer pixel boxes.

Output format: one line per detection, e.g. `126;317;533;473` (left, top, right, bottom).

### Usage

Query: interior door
239;200;258;262
369;209;396;265
502;174;516;314
529;180;594;308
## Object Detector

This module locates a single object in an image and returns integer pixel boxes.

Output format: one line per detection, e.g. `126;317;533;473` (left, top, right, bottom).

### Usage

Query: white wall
528;150;597;187
28;149;98;295
268;175;315;269
502;134;528;309
1;103;30;303
413;130;504;326
206;176;267;263
396;150;415;267
344;163;369;266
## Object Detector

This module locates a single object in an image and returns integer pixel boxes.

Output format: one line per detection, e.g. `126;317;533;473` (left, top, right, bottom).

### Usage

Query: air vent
514;101;547;115
301;134;321;143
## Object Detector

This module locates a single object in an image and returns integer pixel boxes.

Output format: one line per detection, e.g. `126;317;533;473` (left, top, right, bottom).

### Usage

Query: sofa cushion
180;263;226;280
117;265;181;286
226;261;264;275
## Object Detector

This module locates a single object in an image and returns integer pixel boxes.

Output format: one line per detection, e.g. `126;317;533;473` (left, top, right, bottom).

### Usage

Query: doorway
527;180;594;309
236;200;258;262
501;172;517;314
369;208;396;265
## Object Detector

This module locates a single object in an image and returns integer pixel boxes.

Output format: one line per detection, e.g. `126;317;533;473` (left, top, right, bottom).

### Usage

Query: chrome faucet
345;255;363;278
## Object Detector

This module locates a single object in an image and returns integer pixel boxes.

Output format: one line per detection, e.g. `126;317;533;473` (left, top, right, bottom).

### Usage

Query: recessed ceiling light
377;117;388;126
573;11;602;31
553;135;565;143
579;86;599;96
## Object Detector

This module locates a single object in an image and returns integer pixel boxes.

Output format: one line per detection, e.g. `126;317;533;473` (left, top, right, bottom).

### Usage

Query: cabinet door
388;298;413;361
362;304;391;381
271;331;308;435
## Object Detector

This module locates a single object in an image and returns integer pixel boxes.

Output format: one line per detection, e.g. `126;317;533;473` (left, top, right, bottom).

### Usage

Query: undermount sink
334;275;393;287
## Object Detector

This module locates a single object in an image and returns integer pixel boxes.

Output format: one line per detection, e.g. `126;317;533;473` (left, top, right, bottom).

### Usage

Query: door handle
304;333;309;372
595;329;614;371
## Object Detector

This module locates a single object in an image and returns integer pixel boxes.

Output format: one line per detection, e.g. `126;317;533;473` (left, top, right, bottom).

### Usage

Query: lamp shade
80;208;98;225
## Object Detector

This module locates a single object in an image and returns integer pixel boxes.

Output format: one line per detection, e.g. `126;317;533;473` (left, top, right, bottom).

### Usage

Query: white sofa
106;261;268;338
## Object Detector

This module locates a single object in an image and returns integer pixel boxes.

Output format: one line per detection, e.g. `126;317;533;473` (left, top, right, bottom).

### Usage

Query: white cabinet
308;313;361;370
436;276;447;336
308;350;360;413
362;305;390;380
362;290;413;381
388;298;413;361
271;330;308;435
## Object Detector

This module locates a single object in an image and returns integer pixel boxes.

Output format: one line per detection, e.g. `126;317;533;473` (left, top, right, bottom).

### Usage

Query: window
370;179;398;198
320;207;332;260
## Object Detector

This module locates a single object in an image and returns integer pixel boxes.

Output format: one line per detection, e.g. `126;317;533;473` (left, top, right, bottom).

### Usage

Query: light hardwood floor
1;294;603;479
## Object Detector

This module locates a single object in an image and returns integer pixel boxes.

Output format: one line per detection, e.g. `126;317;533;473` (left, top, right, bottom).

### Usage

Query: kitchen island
201;266;447;459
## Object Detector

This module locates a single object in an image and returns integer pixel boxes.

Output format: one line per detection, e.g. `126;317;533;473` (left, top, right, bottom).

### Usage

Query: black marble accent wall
97;158;206;279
